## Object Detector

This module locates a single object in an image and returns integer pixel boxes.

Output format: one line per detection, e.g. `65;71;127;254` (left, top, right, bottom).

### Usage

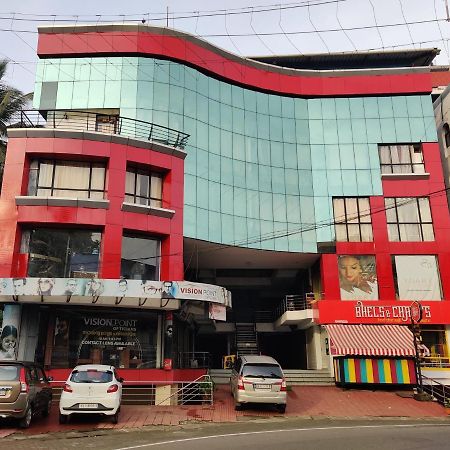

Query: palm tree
0;59;29;133
0;59;30;185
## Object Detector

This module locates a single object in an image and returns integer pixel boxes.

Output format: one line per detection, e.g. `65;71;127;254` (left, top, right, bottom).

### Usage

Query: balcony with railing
274;293;318;327
9;110;190;150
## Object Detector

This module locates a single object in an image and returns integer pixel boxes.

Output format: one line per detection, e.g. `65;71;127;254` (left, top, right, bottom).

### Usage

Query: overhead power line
0;2;351;23
0;17;447;36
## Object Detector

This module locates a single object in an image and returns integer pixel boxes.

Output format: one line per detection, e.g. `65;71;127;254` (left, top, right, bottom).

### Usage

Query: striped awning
326;324;416;357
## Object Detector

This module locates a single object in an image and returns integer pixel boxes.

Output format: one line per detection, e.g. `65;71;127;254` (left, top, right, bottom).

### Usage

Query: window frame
28;159;106;199
378;143;425;174
333;197;373;242
125;165;164;208
23;227;102;278
120;233;161;281
385;197;434;242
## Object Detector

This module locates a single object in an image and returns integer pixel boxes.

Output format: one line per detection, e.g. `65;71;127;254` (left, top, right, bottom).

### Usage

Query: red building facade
0;24;449;385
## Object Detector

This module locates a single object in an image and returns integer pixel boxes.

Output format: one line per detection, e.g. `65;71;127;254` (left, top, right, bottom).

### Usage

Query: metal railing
276;293;318;318
178;352;211;369
422;375;450;407
10;110;190;150
155;374;214;406
421;356;450;368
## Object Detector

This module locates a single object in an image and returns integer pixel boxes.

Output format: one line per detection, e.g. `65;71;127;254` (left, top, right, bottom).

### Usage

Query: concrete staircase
209;368;335;386
235;322;259;355
284;369;335;386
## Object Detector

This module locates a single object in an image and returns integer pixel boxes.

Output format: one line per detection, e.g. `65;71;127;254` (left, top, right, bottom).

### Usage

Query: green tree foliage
0;59;29;135
0;59;30;187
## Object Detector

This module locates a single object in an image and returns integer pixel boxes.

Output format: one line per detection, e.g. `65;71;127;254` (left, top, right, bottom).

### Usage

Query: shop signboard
0;304;21;360
0;278;232;309
208;303;227;321
338;255;378;300
316;300;448;325
394;256;442;300
52;312;158;369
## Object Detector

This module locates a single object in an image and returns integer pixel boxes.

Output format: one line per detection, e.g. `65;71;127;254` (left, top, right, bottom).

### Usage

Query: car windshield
0;365;19;381
242;363;283;379
70;369;113;383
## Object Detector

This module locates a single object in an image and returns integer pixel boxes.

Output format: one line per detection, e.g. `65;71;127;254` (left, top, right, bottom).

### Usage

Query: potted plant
444;398;450;415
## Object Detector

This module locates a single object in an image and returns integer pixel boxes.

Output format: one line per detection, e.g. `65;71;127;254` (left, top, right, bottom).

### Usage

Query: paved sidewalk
0;385;447;438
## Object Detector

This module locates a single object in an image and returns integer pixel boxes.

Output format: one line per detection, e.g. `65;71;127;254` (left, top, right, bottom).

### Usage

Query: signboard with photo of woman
0;305;21;360
338;255;378;300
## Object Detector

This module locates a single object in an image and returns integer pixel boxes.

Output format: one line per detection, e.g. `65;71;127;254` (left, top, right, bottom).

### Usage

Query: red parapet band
37;30;433;97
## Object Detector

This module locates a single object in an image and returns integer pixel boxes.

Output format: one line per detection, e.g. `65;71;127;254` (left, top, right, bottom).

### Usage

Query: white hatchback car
59;364;123;424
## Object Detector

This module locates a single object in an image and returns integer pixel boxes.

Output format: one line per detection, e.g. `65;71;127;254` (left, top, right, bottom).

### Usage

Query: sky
1;0;450;94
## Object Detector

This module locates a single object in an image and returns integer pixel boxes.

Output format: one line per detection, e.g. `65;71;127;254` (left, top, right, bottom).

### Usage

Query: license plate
254;384;271;390
78;403;98;409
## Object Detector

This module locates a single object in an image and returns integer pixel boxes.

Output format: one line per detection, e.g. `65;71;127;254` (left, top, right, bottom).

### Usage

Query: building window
420;325;448;364
22;228;101;278
444;124;450;148
95;114;118;134
385;197;434;241
333;197;373;242
392;255;442;300
125;166;163;208
28;159;106;199
378;144;425;174
120;234;160;281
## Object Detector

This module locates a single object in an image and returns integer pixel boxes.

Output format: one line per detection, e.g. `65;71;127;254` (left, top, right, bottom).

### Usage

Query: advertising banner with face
0;278;232;306
338;255;378;300
209;303;227;321
0;304;21;360
394;255;442;300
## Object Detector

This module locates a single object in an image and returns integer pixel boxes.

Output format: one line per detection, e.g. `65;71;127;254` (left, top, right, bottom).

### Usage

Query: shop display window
50;310;158;369
120;234;160;280
22;228;101;278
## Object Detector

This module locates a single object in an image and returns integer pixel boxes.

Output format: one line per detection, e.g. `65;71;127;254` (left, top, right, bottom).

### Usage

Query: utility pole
410;301;428;401
445;0;450;22
166;7;169;27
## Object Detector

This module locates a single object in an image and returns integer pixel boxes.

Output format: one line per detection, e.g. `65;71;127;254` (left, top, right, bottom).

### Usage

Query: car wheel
234;402;243;411
59;414;68;424
276;404;286;414
112;411;119;424
42;399;52;417
19;407;32;429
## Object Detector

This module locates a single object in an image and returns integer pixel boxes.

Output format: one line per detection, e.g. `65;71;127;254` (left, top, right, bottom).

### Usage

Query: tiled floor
0;385;447;438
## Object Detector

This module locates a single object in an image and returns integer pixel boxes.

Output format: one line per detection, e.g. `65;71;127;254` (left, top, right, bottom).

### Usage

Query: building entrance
258;331;307;369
